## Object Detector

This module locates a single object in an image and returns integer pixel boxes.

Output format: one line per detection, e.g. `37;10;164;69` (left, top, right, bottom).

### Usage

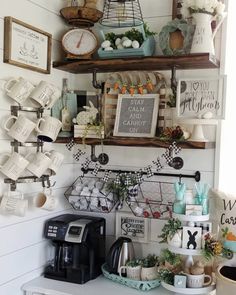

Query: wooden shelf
53;53;219;74
55;136;215;149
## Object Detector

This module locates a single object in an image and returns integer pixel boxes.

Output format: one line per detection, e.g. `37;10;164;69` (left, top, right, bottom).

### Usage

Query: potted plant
157;268;175;285
119;259;142;281
159;218;182;248
159;249;182;273
141;254;159;281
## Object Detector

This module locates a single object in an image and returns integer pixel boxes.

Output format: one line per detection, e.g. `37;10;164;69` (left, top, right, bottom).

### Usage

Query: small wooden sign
177;76;226;119
113;94;159;137
4;17;52;74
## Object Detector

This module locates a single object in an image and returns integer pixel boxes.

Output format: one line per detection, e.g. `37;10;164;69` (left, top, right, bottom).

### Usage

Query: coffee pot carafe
106;237;135;275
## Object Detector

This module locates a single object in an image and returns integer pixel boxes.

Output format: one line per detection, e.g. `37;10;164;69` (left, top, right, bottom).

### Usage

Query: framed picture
182;226;202;250
176;76;226;119
4;17;52;74
113;94;159;137
116;212;149;243
172;0;184;19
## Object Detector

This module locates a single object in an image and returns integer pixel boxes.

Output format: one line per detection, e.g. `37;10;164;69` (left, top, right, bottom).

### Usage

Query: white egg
121;36;129;42
132;40;140;49
115;38;121;46
202;111;213;119
122;39;132;48
104;47;114;51
117;44;124;50
101;40;111;49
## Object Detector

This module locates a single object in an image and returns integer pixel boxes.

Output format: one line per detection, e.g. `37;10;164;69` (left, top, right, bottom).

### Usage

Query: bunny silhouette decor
187;230;198;250
173;182;186;214
73;101;98;125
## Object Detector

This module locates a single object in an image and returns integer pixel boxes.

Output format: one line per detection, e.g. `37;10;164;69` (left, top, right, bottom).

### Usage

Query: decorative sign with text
113;94;159;137
177;76;226;119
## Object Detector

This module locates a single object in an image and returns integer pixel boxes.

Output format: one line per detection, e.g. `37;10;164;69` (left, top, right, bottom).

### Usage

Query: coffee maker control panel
45;223;68;239
65;219;90;243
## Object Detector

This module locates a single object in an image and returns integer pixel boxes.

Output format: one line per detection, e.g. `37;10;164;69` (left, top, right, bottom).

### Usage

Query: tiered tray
161;282;215;295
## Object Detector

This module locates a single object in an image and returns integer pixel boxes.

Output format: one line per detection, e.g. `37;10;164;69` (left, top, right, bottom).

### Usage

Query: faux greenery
105;22;156;48
158;218;182;243
157;268;175;285
126;259;142;267
141;254;159;268
81;119;104;146
159;249;182;267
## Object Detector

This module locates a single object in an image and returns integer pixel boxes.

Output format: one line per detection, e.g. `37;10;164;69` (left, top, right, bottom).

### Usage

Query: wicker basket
102;71;167;136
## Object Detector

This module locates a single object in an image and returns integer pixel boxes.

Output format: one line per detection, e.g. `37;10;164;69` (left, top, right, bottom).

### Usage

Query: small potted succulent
158;249;182;273
141;254;159;281
159;218;182;248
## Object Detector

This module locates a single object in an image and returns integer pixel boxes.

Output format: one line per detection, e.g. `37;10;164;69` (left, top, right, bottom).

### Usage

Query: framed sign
4;17;52;74
177;76;226;119
172;0;184;19
116;212;149;243
113;94;159;137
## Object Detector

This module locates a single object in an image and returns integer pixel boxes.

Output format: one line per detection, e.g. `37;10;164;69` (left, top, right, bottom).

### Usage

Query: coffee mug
29;81;61;108
186;273;212;288
47;150;64;175
4;77;35;104
119;265;141;280
3;115;36;143
26;152;52;178
36;116;62;142
0;190;28;217
0;152;29;181
34;188;56;211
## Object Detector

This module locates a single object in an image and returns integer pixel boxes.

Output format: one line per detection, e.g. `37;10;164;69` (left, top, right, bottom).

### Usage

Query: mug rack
4;105;55;191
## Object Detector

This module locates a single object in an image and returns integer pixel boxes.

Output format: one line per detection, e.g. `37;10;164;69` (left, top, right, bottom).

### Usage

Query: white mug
26;152;52;178
0;152;29;181
34;188;56;211
47;150;64;175
36;116;62;142
29;81;61;108
3;115;36;143
0;190;28;217
4;77;35;104
186;273;212;288
119;265;141;281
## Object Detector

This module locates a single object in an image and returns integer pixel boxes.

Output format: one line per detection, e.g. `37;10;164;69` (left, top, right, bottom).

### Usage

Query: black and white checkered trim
66;138;76;151
73;149;85;161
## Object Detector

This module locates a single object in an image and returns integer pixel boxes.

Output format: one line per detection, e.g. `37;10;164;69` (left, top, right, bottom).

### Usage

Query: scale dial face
62;28;98;56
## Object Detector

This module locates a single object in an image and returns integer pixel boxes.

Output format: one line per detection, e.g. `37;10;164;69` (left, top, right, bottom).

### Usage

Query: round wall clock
62;28;98;58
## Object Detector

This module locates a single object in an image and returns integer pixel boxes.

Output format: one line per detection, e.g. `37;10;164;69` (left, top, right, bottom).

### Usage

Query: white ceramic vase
167;230;182;248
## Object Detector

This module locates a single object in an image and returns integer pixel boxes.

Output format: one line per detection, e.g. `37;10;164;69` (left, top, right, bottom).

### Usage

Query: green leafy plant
157;268;175;285
141;254;159;268
126;259;142;267
158;218;182;243
159;249;182;267
81;119;104;146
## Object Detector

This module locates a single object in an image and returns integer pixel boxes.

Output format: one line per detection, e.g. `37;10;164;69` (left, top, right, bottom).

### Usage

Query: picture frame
4;17;52;74
185;204;203;216
113;94;159;137
116;212;149;243
176;76;226;119
172;0;184;19
182;226;202;250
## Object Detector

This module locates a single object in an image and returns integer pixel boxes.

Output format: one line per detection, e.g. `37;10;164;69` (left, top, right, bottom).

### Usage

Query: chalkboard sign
113;94;159;137
177;76;226;119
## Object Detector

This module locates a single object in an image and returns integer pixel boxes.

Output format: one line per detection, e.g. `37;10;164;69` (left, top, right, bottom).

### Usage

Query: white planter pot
216;266;236;295
167;230;182;248
141;265;158;281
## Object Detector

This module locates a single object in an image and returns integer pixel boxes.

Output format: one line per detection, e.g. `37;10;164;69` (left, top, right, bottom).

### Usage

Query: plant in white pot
159;218;182;248
119;259;142;281
141;254;159;281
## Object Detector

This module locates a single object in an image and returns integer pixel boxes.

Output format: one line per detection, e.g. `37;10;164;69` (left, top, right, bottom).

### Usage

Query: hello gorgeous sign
177;76;226;119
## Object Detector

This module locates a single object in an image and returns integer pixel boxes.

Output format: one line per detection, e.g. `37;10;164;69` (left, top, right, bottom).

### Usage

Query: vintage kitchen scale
60;0;102;59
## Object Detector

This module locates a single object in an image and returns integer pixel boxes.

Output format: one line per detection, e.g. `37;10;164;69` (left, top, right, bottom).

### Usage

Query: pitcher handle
212;13;227;39
35;118;45;133
0;153;11;169
118;266;127;277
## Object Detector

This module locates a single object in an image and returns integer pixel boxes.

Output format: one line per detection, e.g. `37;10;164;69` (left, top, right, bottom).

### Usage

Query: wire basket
125;180;175;219
64;176;118;213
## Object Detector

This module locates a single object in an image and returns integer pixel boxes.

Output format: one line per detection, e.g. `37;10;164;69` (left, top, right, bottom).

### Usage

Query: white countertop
22;276;172;295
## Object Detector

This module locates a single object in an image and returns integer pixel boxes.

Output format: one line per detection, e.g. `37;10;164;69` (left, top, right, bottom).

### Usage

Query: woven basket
102;71;167;137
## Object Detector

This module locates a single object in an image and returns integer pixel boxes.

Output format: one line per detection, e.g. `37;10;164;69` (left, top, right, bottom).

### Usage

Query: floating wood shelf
53;53;219;74
55;136;215;149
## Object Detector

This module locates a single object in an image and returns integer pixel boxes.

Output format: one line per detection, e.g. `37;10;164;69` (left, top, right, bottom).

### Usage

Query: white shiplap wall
0;0;221;294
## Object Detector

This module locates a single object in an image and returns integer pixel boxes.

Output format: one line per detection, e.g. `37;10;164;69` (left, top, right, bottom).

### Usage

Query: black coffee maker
44;214;106;284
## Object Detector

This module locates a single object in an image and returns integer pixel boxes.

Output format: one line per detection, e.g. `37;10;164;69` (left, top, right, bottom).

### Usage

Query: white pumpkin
132;40;140;49
115;38;121;46
101;40;111;49
104;47;114;51
122;39;132;48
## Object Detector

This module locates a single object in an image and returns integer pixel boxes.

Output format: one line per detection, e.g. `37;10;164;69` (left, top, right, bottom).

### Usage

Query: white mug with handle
4;77;35;105
36;116;62;142
0;190;28;217
186;273;212;288
34;188;57;211
0;152;29;181
26;152;52;178
47;150;64;175
3;115;36;143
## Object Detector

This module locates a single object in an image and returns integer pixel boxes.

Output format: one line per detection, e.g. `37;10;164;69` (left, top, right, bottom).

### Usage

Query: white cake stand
177;119;218;142
161;282;215;295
